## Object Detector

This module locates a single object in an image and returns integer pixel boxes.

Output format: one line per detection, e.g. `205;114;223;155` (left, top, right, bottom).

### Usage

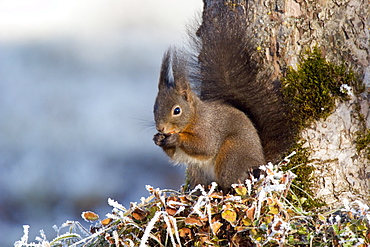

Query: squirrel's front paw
153;132;178;147
153;133;166;146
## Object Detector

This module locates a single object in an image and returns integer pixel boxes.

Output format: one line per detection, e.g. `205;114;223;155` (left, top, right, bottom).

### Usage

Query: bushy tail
194;4;296;162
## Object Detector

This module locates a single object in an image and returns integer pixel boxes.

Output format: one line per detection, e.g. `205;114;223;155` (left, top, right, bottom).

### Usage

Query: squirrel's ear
175;78;192;102
158;50;174;91
158;49;193;101
171;50;193;101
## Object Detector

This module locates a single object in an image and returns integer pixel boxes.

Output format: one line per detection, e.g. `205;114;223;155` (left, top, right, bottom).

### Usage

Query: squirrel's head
154;49;196;135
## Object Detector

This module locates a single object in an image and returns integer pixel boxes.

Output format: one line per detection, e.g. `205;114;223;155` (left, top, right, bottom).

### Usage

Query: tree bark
202;0;370;207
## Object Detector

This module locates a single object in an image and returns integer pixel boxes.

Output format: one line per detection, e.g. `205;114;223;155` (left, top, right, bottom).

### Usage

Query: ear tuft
158;49;175;90
171;50;192;96
158;48;193;102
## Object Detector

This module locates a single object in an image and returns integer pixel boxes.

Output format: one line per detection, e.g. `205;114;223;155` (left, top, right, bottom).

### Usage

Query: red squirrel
153;3;295;191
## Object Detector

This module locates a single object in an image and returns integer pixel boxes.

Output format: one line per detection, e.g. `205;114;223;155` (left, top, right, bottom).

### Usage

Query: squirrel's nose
156;126;164;133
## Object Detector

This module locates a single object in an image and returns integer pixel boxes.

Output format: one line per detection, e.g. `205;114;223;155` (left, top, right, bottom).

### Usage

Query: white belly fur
172;147;216;182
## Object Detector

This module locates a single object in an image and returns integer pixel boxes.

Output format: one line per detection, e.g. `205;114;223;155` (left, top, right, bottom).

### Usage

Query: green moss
356;128;370;160
352;104;370;161
280;47;363;209
281;46;359;131
281;143;325;210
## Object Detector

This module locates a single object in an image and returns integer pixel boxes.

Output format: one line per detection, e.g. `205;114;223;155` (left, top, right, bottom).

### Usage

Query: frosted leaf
168;215;181;245
60;220;75;229
208;182;217;194
35;230;49;245
166;200;187;215
113;230;120;245
192;195;207;218
255;189;266;220
264;184;286;193
125;238;135;247
172;205;186;216
14;225;30;247
74;221;91;237
40;230;47;240
225;196;242;202
258;188;267;202
189;184;207;196
162;213;179;246
81;211;100;222
160;194;166;206
145;185;154;192
167;200;187;207
140;197;146;204
140;211;162;247
268;215;289;244
145;185;162;198
22;225;30;243
245;179;252;196
206;201;213;226
259;164;269;171
50;232;82;245
231;183;244;188
108;198;126;211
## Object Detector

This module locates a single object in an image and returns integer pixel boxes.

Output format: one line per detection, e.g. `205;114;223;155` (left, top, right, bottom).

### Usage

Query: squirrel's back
193;6;296;162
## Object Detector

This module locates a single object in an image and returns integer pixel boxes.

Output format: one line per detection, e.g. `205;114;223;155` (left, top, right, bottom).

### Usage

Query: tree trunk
202;0;370;207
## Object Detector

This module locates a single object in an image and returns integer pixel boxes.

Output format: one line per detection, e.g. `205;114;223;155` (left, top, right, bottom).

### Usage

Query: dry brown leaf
132;208;148;221
101;218;113;226
184;216;203;226
246;206;255;220
165;207;178;216
82;211;99;222
222;208;237;224
179;227;192;238
234;185;247;196
211;221;223;234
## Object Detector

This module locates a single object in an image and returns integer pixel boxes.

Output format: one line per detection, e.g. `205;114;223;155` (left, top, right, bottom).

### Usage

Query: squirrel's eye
173;106;181;116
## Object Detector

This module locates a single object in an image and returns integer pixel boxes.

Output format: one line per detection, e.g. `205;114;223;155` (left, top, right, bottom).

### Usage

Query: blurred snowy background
0;0;202;245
